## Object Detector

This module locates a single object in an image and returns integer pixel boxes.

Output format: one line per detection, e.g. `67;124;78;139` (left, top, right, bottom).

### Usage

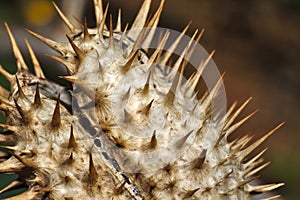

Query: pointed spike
241;122;285;158
119;23;129;49
68;125;77;149
98;3;109;39
165;67;180;107
94;0;104;27
139;99;154;116
236;176;260;188
121;51;138;74
88;153;98;185
0;156;25;173
185;28;205;61
175;130;194;149
201;73;225;112
148;0;165;28
15;75;25;99
247;183;284;194
245;162;270;177
262;195;282;200
225;110;258;138
47;55;76;74
51;94;61;127
32;84;41;106
115;9;122;32
24;39;45;79
61;152;74;165
159;21;192;65
142;71;151;95
0;123;18;132
0;65;14;86
244;148;268;169
122;87;131;102
0;180;22;194
142;0;165;50
83;17;92;42
128;0;152;40
224;97;253;130
148;31;170;64
66;35;85;61
231;135;253;151
52;2;79;34
72;16;84;29
124;109;132;124
26;29;68;55
186;49;214;97
183;188;200;198
4;22;28;71
109;14;114;49
14;99;30;123
149;130;157;149
190;150;206;169
0;187;39;199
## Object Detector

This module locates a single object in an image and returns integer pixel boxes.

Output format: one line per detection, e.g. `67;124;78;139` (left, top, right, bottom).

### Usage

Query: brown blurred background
0;0;299;199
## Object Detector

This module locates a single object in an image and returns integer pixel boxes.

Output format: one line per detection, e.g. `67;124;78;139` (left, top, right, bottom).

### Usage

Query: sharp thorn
241;122;285;158
68;125;77;149
109;14;114;49
66;35;85;61
0;65;14;85
139;99;154;116
99;3;109;39
52;2;79;34
175;130;194;149
26;29;68;55
15;75;26;99
4;22;28;71
94;0;104;27
83;17;92;42
14;99;30;123
51;94;61;127
124;109;132;124
121;51;138;74
128;0;151;40
34;82;41;106
89;153;98;184
224;97;253;130
24;39;45;78
115;9;122;32
47;55;76;74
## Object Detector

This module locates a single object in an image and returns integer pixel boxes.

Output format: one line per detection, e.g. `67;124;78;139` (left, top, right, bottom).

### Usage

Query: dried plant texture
0;0;283;199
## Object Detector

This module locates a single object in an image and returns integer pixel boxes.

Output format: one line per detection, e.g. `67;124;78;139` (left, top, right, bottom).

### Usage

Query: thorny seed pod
0;0;284;199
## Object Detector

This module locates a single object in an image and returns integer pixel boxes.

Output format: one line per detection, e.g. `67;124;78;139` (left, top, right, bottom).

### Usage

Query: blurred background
0;0;299;199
